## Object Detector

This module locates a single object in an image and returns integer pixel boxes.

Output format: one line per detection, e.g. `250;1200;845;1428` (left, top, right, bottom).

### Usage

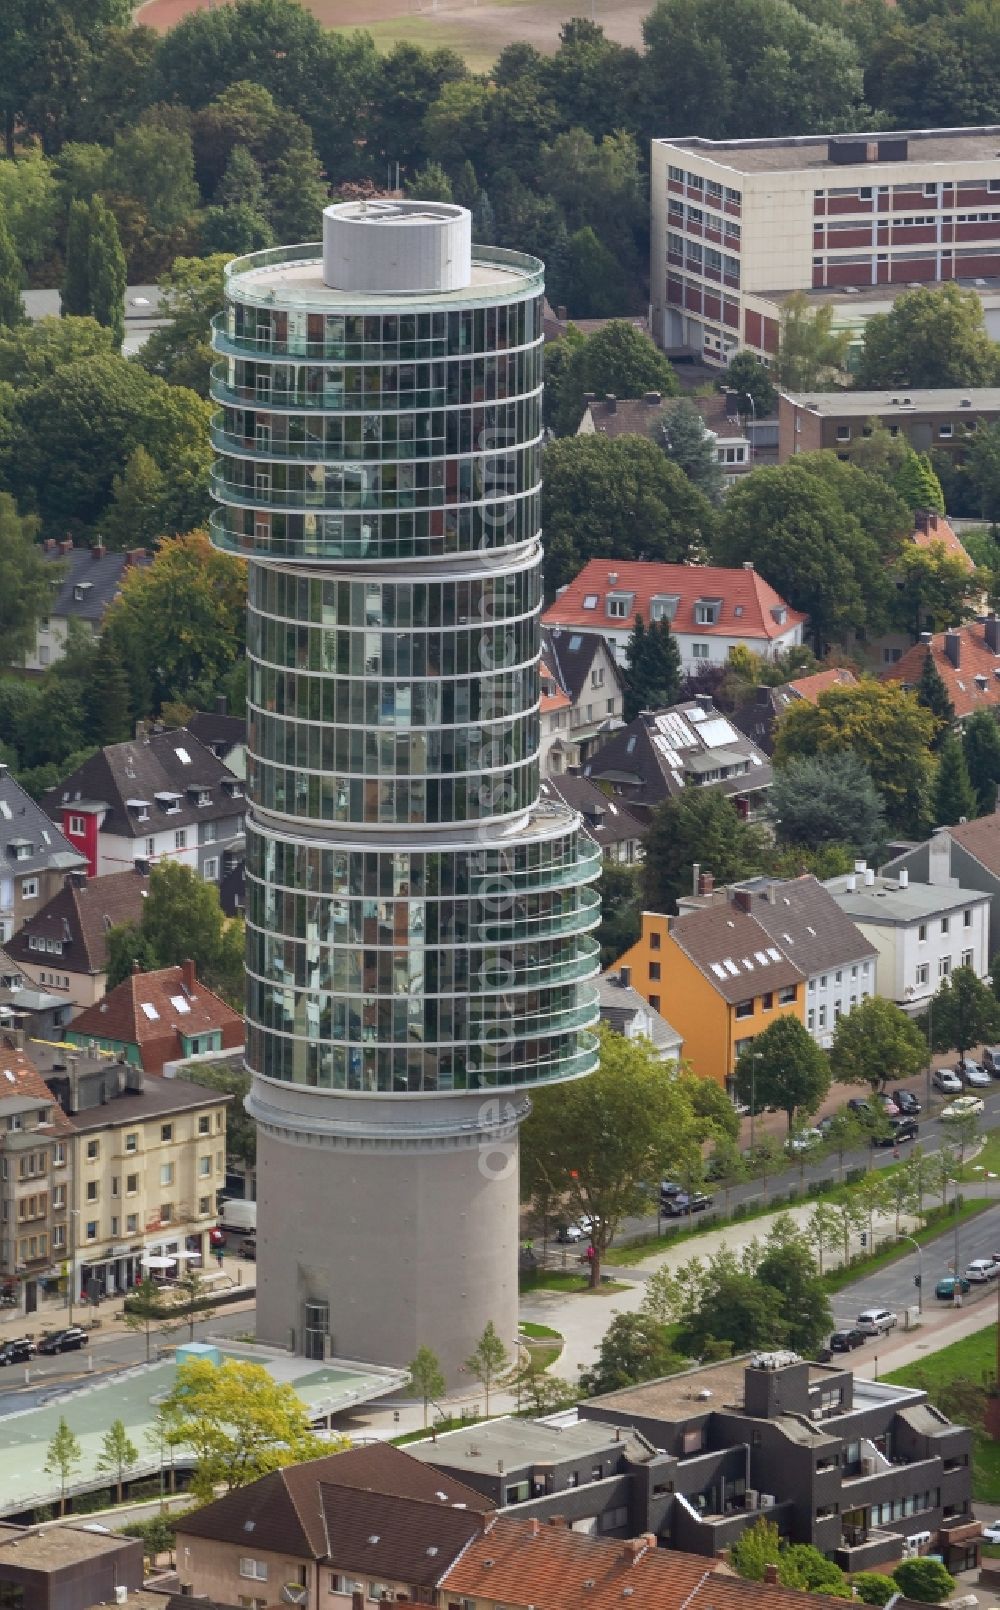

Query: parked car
878;1093;901;1116
892;1089;921;1116
0;1337;35;1365
660;1181;682;1199
933;1068;963;1094
982;1047;1000;1078
873;1116;919;1147
847;1098;872;1115
238;1235;256;1261
787;1128;823;1154
957;1058;991;1088
556;1224;583;1244
829;1328;867;1352
37;1327;88;1355
983;1522;1000;1544
965;1257;1000;1282
941;1094;986;1119
662;1191;714;1217
855;1307;897;1335
935;1275;971;1300
816;1115;836;1135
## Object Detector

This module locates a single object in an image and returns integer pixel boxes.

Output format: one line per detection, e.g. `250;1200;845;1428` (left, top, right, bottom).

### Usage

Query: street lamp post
749;1051;761;1151
67;1210;78;1327
897;1232;924;1314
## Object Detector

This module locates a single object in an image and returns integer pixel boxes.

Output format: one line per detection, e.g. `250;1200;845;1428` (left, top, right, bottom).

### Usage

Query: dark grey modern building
408;1354;978;1574
209;201;601;1374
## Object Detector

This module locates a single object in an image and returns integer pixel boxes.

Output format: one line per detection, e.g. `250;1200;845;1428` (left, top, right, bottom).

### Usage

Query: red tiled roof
441;1517;718;1610
882;624;1000;719
910;512;975;571
7;870;148;977
544;560;805;642
539;656;572;715
785;668;857;703
68;963;243;1074
0;1042;75;1134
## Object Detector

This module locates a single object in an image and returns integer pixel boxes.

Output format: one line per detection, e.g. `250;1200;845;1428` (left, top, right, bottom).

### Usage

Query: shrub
892;1557;956;1603
851;1571;896;1605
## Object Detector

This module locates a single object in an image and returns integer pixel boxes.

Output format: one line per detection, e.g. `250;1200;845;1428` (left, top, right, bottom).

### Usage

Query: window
125;1133;138;1153
86;1181;98;1202
649;962;661;981
21;878;38;901
778;985;797;1005
918;923;927;942
240;1561;268;1582
160;1124;172;1142
85;1220;98;1241
692;642;710;659
146;837;155;857
368;1587;390;1604
52;1224;65;1249
939;423;953;439
591;667;605;689
939;955;952;978
174;829;187;850
160;1163;174;1187
582;593;598;610
761;991;773;1011
941;915;951;936
649;993;660;1011
650;595;679;622
505;1479;531;1503
695;599;721;625
126;1213;139;1233
199;1194;212;1215
53;1142;65;1167
126;1173;138;1194
86;1139;99;1161
835;425;851;441
962;949;974;969
735;999;754;1019
330;1578;363;1597
111;1176;120;1198
964;908;973;928
160;1202;173;1223
916;962;929;986
198;1115;211;1135
203;857;219;881
199;1155;212;1177
52;1184;65;1209
69;815;85;835
606;596;629;619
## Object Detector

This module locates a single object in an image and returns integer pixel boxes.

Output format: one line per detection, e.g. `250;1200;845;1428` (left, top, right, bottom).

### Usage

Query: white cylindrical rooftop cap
323;199;472;293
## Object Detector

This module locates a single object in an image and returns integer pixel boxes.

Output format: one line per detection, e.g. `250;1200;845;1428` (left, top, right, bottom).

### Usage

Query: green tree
106;922;159;990
542;434;714;595
171;1268;218;1342
408;1345;446;1427
730;1517;781;1581
776;291;850;389
0;495;52;666
464;1321;509;1416
0;315;113;387
706;1134;747;1214
124;1276;175;1363
138;861;227;981
891;1558;956;1604
45;1416;82;1516
965;420;1000;529
857;284;1000;390
677;1068;740;1142
82;636;132;747
769;752;885;856
404;162;453;203
963;709;1000;815
0;206;23;329
97;1417;139;1504
659;397;724;503
772;681;936;837
578;1311;685;1395
596;861;642;969
159;1356;332;1503
933;728;977;825
756;1238;833;1355
199;203;274;257
521;1024;699;1285
87;197;126;349
100;446;167;552
561;225;627;318
892;543;980;644
103;531;245;713
138;254;227;399
779;1545;849;1596
722;352;777;419
829;997;928;1094
852;1572;897;1606
914;647;955;731
643;788;769;914
61;198;91;318
622;615;681;721
849;419;911;482
927;965;1000;1065
108;116;200;237
551;320;678;437
893;450;945;516
733;1016;830;1134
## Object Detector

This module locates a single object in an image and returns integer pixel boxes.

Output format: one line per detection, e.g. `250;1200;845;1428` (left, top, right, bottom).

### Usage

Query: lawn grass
519;1270;629;1295
884;1326;1000;1502
519;1321;562;1339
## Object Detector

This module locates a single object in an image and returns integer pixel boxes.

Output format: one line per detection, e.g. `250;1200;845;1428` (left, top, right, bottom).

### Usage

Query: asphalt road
831;1199;1000;1333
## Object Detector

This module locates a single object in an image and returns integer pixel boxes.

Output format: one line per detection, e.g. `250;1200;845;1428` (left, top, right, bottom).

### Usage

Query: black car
238;1235;257;1261
37;1326;88;1355
892;1089;921;1116
662;1191;714;1217
847;1098;871;1115
829;1328;867;1351
0;1337;35;1365
873;1116;919;1147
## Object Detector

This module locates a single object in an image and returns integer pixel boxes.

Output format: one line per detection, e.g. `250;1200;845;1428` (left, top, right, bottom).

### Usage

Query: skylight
140;1001;159;1021
174;747;192;765
710;963;727;980
765;947;781;962
582;594;598;610
170;995;191;1014
723;959;739;976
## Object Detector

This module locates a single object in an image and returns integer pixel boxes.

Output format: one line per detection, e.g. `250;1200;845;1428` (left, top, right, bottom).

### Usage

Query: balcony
834;1528;904;1572
938;1519;981;1546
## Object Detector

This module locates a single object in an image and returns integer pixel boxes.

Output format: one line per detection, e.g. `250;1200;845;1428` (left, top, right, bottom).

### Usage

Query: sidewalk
0;1264;257;1346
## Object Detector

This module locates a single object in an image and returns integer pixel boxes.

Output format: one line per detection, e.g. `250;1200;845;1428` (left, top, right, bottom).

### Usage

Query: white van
219;1199;257;1233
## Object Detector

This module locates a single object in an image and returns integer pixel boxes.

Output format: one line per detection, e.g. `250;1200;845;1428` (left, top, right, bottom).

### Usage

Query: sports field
134;0;650;70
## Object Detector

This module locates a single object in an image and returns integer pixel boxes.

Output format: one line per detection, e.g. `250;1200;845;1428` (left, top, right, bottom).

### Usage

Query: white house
825;863;991;1014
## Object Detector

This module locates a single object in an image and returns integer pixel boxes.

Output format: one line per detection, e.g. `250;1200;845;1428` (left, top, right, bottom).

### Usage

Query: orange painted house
613;898;805;1088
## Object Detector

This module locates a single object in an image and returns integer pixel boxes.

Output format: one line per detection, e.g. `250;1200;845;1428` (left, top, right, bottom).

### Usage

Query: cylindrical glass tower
211;201;600;1375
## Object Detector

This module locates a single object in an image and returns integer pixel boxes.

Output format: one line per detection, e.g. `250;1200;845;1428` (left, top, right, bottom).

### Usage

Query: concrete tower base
250;1076;525;1382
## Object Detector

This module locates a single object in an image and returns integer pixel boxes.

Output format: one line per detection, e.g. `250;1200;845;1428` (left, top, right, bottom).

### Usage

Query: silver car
957;1058;991;1088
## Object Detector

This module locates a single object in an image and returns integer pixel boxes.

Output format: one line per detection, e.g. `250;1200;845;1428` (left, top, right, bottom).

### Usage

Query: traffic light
914;1274;922;1288
860;1232;868;1248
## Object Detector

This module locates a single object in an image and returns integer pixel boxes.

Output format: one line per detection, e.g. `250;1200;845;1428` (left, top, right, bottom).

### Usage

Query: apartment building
825;864;991;1013
0;766;86;945
543;560;804;669
779;388;1000;462
0;1039;73;1315
651;127;1000;367
42;730;245;881
0;1523;143;1610
584;699;773;825
884;814;1000;955
6;869;149;1017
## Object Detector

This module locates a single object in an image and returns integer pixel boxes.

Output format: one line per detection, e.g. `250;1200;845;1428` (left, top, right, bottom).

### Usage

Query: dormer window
695;598;722;626
222;779;243;798
126;798;151;823
650;595;679;622
771;606;788;625
189;786;212;807
607;594;632;620
155;791;182;814
72;581;93;602
9;840;33;861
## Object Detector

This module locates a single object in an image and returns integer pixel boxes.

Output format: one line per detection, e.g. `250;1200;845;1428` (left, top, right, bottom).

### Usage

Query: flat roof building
651;126;1000;367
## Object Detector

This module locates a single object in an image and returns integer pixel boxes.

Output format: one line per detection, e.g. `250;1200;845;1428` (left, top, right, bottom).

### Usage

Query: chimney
530;1519;541;1538
605;394;617;414
59;537;74;555
732;889;752;914
92;542;106;561
742;560;754;571
66;1056;80;1115
864;867;876;887
928;824;952;885
695;693;714;709
44;538;57;552
986;615;1000;654
699;871;715;896
692;861;701;896
68;870;87;890
919;631;933;645
764;1566;780;1586
133;857;150;875
914;509;930;533
846;874;857;893
547;1516;567;1528
582;392;597;405
556;304;567;322
622;1538;648;1562
181;958;197;995
644;392;662;405
898;868;909;888
854;859;867;874
945;630;961;669
766;881;776;904
215;694;228;715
